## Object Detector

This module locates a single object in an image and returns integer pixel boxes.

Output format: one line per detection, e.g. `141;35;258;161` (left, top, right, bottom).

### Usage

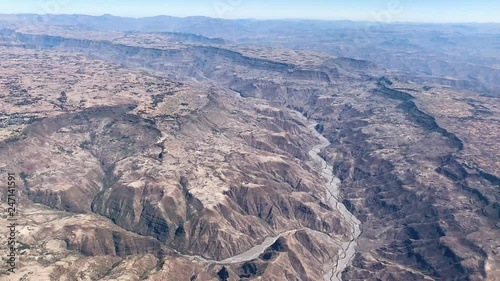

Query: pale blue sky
1;0;498;23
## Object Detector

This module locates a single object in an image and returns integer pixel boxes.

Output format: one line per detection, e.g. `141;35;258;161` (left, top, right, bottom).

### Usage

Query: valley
0;17;498;281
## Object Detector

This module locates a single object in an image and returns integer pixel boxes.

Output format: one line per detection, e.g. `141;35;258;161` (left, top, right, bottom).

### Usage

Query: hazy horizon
1;0;499;23
2;13;500;25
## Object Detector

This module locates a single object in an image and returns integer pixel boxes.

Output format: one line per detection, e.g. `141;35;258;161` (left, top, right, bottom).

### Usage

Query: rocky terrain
1;14;498;95
0;17;498;281
0;46;351;281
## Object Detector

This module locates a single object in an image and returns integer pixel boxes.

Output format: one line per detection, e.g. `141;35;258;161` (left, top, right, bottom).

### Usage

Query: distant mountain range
1;13;499;95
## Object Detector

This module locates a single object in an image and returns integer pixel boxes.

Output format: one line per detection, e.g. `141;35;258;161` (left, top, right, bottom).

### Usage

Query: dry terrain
0;20;498;281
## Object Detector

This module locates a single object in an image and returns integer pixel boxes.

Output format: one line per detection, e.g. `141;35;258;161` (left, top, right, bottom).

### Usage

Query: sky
1;0;499;23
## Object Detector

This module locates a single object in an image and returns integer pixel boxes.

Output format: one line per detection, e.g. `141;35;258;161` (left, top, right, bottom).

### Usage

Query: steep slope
0;46;352;280
1;28;498;280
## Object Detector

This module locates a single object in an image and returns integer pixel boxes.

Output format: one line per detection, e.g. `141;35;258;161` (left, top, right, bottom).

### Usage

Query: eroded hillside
0;47;353;280
0;25;498;281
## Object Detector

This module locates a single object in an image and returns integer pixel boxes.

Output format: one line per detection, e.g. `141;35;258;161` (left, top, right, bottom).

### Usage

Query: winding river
303;119;362;281
175;113;361;281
